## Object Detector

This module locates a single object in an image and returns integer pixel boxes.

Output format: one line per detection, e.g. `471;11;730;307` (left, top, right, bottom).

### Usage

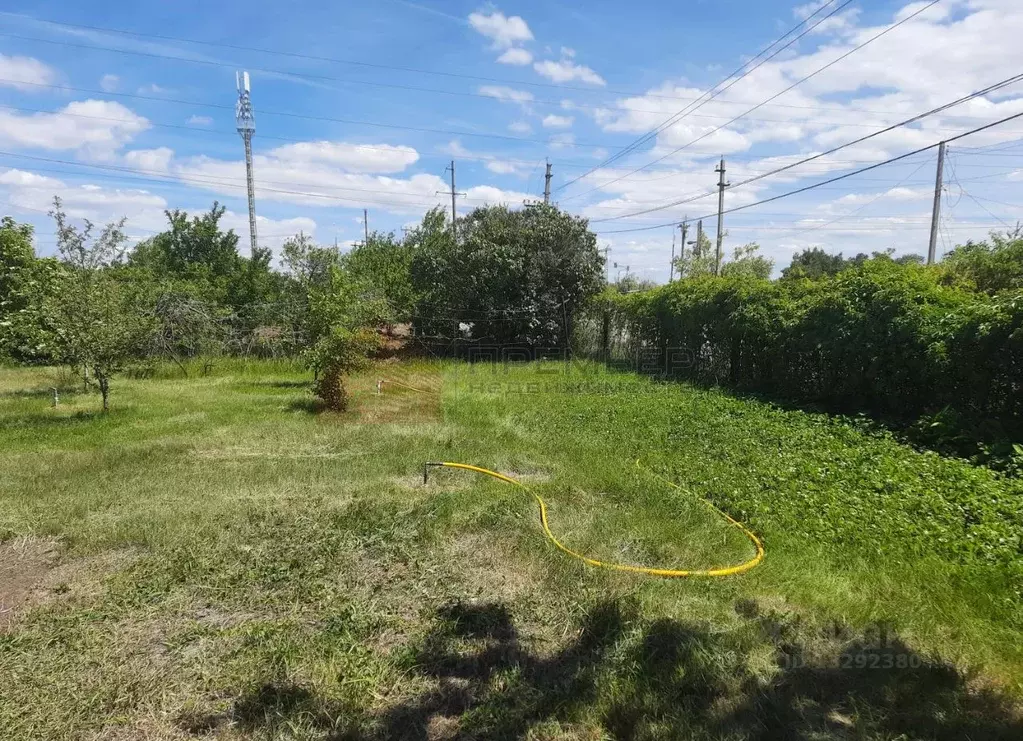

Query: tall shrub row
605;259;1023;437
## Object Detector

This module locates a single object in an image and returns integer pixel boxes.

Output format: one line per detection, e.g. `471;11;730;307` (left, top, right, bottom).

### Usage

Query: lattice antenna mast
235;71;257;256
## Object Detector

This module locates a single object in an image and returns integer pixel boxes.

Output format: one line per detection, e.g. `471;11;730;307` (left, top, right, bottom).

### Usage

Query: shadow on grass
287;397;326;414
0;409;104;429
181;599;1023;740
249;379;312;389
0;386;81;400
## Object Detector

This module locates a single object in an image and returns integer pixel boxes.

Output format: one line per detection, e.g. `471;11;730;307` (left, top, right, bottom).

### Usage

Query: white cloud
548;133;575;150
0;166;318;258
533;59;605;86
172;140;446;215
136;83;170;94
99;74;120;92
542;114;573;128
560;47;576;58
186;114;213;126
266;141;419;173
478;85;534;106
440;139;473;157
123;147;175;174
508;121;532;134
496;47;533;65
485;160;521;175
464;184;532;205
0;53;57;91
468;10;533;48
0;100;150;156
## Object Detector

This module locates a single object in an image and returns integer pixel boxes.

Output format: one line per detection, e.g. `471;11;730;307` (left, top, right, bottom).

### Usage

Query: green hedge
603;259;1023;438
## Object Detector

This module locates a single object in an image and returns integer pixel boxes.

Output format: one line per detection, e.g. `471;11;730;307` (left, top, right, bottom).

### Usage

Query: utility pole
363;208;369;245
928;141;947;265
235;71;257;256
715;158;729;275
666;231;675;284
435;161;464;240
543;159;552;204
678;220;688;274
695;220;704;258
670;232;676;283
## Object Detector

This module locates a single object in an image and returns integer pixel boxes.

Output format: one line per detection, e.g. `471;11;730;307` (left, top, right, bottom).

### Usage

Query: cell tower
235;71;257;255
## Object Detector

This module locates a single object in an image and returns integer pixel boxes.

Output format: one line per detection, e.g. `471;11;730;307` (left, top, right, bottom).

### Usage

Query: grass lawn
1;359;1021;740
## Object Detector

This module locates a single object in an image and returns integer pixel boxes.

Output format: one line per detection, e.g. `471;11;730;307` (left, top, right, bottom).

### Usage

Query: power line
591;108;1023;235
0;11;973;116
0;151;518;211
4;21;1017;126
562;0;943;202
0;77;619;152
589;69;1023;223
557;0;850;190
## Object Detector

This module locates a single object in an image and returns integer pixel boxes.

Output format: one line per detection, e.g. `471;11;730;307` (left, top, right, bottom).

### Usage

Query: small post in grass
50;387;59;408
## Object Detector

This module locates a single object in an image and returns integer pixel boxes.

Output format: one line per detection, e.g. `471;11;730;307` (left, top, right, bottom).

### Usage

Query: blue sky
0;0;1021;279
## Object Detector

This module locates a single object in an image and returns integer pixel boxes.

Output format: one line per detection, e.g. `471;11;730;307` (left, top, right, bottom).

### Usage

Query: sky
0;0;1022;280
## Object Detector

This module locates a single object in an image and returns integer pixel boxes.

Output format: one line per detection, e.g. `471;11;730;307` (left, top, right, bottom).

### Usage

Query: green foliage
604;255;1023;447
942;228;1023;294
281;232;341;291
0;217;59;361
720;242;773;279
410;204;603;349
131;203;241;280
781;247;849;280
672;228;716;279
44;199;156;410
305;268;386;411
342;231;418;319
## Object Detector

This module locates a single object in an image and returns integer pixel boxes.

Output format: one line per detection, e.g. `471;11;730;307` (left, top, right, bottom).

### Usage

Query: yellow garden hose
423;460;764;578
380;377;763;577
377;378;437;395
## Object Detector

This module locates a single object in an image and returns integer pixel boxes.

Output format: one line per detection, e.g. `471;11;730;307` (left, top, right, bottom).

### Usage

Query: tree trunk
97;373;110;412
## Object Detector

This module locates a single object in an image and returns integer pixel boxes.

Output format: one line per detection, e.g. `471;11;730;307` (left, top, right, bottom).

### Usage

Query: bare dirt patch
0;538;139;630
0;536;59;630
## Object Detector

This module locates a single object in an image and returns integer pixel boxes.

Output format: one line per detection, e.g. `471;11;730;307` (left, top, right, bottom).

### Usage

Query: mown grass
0;358;1021;740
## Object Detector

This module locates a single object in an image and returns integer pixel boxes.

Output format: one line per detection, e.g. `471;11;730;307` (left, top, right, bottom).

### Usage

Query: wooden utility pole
928;141;946;265
543;160;552;204
363;208;369;245
672;220;688;283
669;232;676;283
438;161;464;240
695;220;704;257
715;158;728;275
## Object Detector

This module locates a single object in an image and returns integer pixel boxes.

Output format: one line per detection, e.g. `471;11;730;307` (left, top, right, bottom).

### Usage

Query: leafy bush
410;204;604;351
304;268;386;412
601;256;1023;445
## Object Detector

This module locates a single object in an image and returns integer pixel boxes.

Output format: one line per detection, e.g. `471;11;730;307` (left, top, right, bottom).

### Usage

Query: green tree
0;217;58;361
281;232;341;291
131;203;241;280
942;227;1023;294
305;267;386;412
343;231;417;319
410;204;603;349
781;247;848;280
672;229;717;279
721;242;774;280
45;198;154;411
